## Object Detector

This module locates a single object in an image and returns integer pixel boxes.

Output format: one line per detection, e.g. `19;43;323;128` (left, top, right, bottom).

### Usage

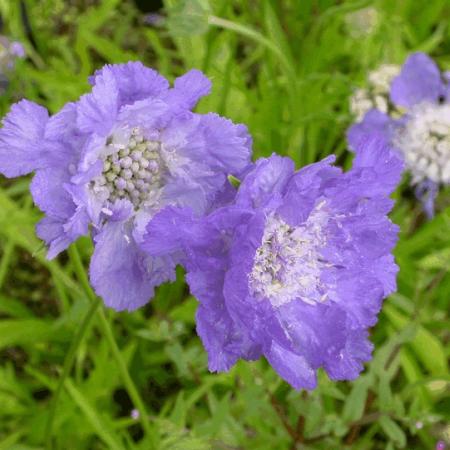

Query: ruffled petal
235;155;295;209
415;178;438;218
90;216;175;311
36;216;74;259
159;112;252;213
77;68;119;135
324;329;373;381
165;69;212;110
30;167;74;219
45;102;79;142
278;155;338;225
116;98;173;131
32;171;90;259
265;340;317;390
195;291;260;372
347;109;394;153
351;136;404;193
0;100;49;177
142;206;203;257
390;52;445;108
197;113;252;173
89;61;170;105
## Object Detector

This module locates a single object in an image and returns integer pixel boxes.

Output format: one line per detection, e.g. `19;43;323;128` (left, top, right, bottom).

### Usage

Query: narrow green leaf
379;416;406;448
0;319;60;350
384;304;447;375
64;379;124;450
342;375;371;422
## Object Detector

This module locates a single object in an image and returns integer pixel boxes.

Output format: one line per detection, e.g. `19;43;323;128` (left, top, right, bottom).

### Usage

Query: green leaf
166;0;210;36
379;416;406;448
342;375;371;422
64;380;124;450
418;246;450;270
384;304;447;375
0;319;61;350
227;174;241;189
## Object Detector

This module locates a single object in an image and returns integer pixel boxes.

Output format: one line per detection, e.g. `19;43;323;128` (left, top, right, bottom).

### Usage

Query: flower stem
45;294;101;449
207;15;293;79
67;244;156;447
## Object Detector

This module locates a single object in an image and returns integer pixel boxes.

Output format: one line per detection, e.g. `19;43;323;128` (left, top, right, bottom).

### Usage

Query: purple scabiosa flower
349;64;400;121
0;37;25;91
0;37;25;70
0;63;252;310
143;137;402;390
348;52;450;217
9;41;26;59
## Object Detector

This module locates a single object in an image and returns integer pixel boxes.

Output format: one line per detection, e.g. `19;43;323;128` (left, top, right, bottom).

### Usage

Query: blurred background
0;0;448;449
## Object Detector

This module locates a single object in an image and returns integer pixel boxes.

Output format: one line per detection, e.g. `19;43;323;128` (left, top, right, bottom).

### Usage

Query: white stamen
350;64;401;121
249;204;330;308
393;102;450;184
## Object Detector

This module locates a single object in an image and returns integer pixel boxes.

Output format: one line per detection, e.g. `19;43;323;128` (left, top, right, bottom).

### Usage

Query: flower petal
0;100;49;177
90;219;175;311
347;109;393;153
36;216;74;259
89;61;170;105
390;52;445;108
166;69;212;110
30;167;74;219
235;155;294;209
265;340;317;390
77;67;119;135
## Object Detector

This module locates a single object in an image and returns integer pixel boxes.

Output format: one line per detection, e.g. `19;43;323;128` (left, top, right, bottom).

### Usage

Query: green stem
68;244;155;446
45;296;101;449
207;15;293;78
0;240;14;290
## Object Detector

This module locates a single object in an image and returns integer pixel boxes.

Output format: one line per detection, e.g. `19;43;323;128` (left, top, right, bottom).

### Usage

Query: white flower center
393;102;450;184
249;205;330;308
91;128;165;209
350;64;401;121
368;64;401;93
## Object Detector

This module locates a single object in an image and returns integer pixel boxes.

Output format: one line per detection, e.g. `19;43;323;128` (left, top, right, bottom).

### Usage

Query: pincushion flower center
393;102;450;184
350;64;401;121
249;206;330;308
91;127;165;209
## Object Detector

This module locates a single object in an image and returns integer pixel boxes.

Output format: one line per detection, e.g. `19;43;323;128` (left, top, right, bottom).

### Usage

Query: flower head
0;37;25;92
348;52;450;217
344;6;379;38
143;137;402;389
0;63;252;310
350;64;400;121
0;37;25;71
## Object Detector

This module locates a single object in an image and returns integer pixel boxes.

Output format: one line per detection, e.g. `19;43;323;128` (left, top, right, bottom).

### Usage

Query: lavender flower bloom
0;37;25;91
143;137;402;389
348;53;450;217
0;63;252;310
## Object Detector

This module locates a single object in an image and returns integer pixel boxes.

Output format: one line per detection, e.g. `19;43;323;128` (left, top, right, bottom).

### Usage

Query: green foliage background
0;0;448;449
